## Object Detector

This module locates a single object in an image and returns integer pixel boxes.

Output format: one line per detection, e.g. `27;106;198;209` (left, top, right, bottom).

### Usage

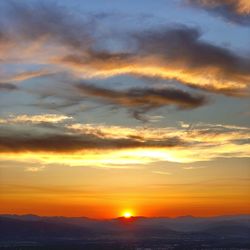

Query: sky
0;0;250;218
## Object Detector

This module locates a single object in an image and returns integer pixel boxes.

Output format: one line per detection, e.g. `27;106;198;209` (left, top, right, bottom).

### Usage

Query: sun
123;211;133;218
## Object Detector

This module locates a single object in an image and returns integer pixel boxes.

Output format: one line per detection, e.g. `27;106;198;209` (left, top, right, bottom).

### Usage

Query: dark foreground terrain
0;214;249;250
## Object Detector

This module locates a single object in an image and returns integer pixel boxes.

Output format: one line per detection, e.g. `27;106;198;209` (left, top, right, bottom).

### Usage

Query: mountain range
0;214;249;249
1;214;249;238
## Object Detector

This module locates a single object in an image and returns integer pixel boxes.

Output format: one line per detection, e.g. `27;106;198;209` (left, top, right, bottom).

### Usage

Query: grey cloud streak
187;0;250;26
0;83;18;91
0;1;93;50
0;126;182;153
75;83;208;120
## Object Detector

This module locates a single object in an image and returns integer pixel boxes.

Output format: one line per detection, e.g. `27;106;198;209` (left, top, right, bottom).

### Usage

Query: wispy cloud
187;0;250;25
152;171;172;175
75;83;207;120
0;83;18;91
0;114;73;124
25;165;46;172
0;69;51;84
182;166;207;170
0;117;249;167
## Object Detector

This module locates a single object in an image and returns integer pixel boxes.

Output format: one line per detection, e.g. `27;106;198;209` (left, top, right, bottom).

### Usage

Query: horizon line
1;213;250;220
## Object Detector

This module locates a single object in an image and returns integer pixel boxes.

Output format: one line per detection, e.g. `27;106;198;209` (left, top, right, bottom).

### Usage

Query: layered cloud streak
0;115;249;167
75;83;207;119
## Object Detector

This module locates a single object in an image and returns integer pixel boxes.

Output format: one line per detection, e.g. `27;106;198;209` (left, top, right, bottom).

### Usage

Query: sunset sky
0;0;250;218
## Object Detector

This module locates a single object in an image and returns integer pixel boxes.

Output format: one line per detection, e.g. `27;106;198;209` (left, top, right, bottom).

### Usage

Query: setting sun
123;211;133;218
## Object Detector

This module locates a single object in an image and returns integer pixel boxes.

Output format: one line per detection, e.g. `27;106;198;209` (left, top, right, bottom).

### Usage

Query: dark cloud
0;0;93;58
135;27;244;72
133;26;250;94
60;26;250;96
60;50;134;70
0;126;182;153
75;83;207;119
187;0;250;25
0;83;18;91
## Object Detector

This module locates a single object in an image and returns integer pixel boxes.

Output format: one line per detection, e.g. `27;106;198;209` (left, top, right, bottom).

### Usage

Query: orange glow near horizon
1;168;250;219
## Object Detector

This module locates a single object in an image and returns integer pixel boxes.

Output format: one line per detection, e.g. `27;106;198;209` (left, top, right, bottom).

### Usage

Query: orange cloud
0;114;72;124
188;0;250;14
187;0;250;25
0;118;249;167
58;28;250;96
0;69;51;84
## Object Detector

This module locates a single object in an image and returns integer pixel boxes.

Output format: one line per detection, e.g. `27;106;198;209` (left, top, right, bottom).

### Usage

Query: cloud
0;118;249;167
0;1;92;50
25;165;46;172
187;0;250;25
60;26;250;96
0;1;92;72
0;69;52;83
152;171;172;175
182;166;207;170
0;114;73;124
0;1;249;100
0;83;18;91
0;127;181;153
75;83;207;119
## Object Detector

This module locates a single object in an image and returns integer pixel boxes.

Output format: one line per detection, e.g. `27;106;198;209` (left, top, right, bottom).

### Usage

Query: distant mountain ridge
0;214;249;249
0;214;249;239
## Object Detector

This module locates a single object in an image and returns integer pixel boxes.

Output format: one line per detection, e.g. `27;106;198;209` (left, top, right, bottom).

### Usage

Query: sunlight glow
123;211;133;218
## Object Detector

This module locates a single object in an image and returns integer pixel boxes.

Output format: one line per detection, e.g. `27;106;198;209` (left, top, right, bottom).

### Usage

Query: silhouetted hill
0;214;249;243
0;217;95;241
203;221;250;238
1;214;250;250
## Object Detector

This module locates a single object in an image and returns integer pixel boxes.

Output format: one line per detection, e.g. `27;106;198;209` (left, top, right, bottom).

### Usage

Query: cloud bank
0;115;249;167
